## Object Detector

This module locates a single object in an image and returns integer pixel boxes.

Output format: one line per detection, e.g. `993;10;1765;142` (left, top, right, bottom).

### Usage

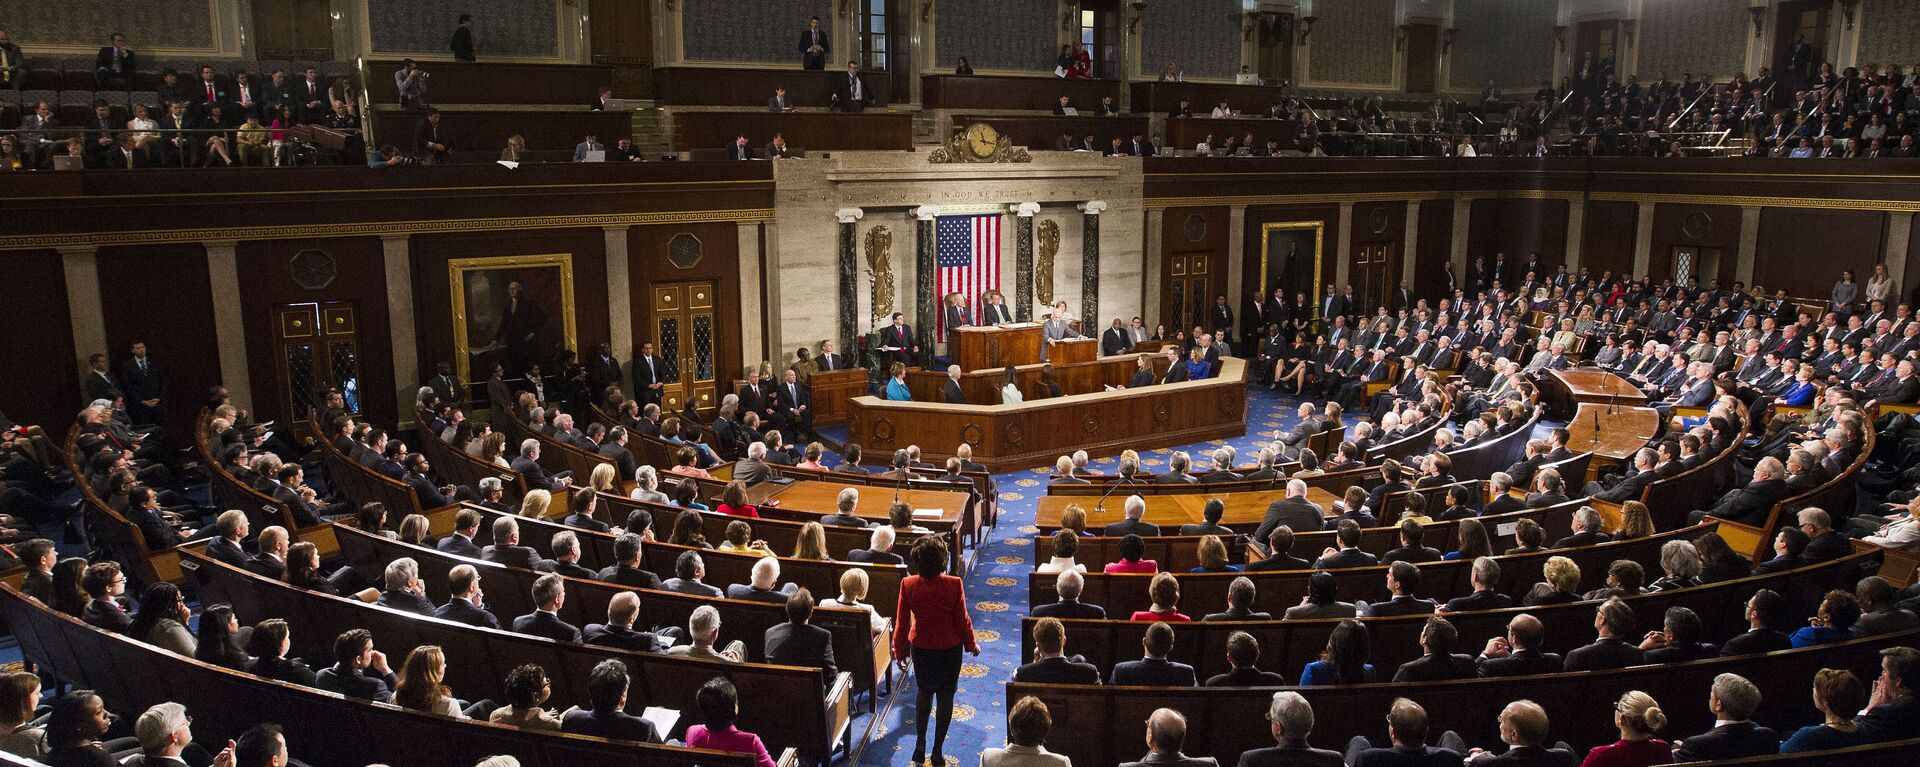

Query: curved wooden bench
305;414;434;518
1713;424;1876;561
412;409;529;503
63;427;177;585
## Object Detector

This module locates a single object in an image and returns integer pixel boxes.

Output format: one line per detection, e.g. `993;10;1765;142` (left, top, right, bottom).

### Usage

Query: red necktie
206;83;215;102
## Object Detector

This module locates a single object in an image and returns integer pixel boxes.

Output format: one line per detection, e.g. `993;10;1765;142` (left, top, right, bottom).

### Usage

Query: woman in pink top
715;480;760;518
1101;534;1159;574
667;445;714;479
1128;573;1192;621
686;677;776;767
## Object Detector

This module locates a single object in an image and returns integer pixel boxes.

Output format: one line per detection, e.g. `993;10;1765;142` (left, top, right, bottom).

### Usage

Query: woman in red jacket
893;536;979;766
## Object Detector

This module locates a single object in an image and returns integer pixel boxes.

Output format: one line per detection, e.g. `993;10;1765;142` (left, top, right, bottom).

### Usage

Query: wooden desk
808;368;867;426
905;354;1167;407
950;324;1043;371
1567;402;1660;480
744;479;967;527
367;109;636;162
923;74;1122;111
1130;81;1297;117
671;110;914;152
653;67;891;109
1035;487;1340;530
1049;337;1097;365
848;358;1248;473
1542;367;1647;420
953;114;1151;153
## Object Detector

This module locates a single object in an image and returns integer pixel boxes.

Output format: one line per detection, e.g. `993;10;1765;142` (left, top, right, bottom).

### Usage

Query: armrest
1586;499;1624;532
776;748;802;767
827;672;855;750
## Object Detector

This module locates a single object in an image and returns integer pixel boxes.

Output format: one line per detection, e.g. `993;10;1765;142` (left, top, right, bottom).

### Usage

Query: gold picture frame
448;253;578;387
1259;221;1326;319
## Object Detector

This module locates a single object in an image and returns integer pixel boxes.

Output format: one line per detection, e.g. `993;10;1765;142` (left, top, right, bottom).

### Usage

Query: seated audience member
1721;589;1794;655
1180;499;1235;537
512;574;582;643
315;628;396;703
43;690;116;767
1791;589;1862;647
1394;616;1478;682
662;550;725;598
488;664;563;731
1205;630;1288;687
1032;569;1107;620
1693;533;1752;583
716;519;774;558
981;696;1070;767
725;556;798;603
823;568;891;636
1239;691;1345;767
1204;576;1272;621
1780;668;1869;753
1552;507;1611;549
1301;619;1375;685
244;619;316;685
377;557;433;615
1797;508;1853;564
1132;572;1191;622
1313;520;1379;569
1506;519;1548;555
594;533;662;590
1285;571;1357;620
1638;606;1716;663
668;605;747;662
1381;519;1442;565
584;591;668;652
847;525;904;565
1190;534;1241;573
1671;674;1778;761
1579;691;1670;767
1647;540;1702;592
1120;708;1218;767
1103;495;1161;537
1755;527;1810;574
1565;598;1645;671
126;701;223;767
1855;647;1919;742
561;659;661;743
1441;557;1512;613
1037;530;1085;574
1521;556;1582;606
765;588;837;688
128;582;195;655
1476;614;1563;677
193;604;249;670
1013;617;1100;685
1463;700;1577;767
394;645;492;719
1109;621;1196;686
1360;561;1437;618
1343;698;1465;767
481;516;547;570
1249;526;1312;572
1104;534;1159;574
1583;560;1646;601
79;561;131;633
1856;576;1920;635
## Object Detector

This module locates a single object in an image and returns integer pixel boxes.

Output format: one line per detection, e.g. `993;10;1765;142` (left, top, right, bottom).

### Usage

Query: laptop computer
52;155;84;171
582;150;607;162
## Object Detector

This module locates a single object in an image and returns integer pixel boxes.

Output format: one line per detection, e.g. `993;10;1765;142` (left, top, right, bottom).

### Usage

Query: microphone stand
1093;473;1126;515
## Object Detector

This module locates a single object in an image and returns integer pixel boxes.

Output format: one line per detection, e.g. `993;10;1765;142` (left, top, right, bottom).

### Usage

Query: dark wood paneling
1754;208;1887;299
96;244;220;440
235;237;396;427
1164;206;1230;335
1131;81;1296;116
1650;203;1743;287
625;223;743;388
923;75;1121;111
653;67;890;108
367;109;636;162
671;111;914;152
1163;117;1305;152
1416;199;1454;296
1907;213;1920;307
1580;201;1638;281
0;250;79;428
410;229;611;385
1468;197;1568;278
363;61;615;106
954;114;1150;153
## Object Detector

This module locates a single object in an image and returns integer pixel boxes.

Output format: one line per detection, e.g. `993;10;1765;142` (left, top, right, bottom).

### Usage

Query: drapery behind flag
935;213;1002;340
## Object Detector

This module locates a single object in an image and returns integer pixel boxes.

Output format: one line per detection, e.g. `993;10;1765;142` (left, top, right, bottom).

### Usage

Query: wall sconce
1553;25;1567;51
1838;0;1857;29
1442;27;1458;54
1129;0;1146;35
1619;20;1636;47
1298;16;1317;44
1395;24;1410;51
838;0;850;19
1244;12;1259;41
1747;7;1765;37
921;2;932;22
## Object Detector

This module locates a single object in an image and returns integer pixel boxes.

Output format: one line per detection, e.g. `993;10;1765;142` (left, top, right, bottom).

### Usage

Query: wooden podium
950;324;1044;371
807;368;868;426
1049;337;1098;365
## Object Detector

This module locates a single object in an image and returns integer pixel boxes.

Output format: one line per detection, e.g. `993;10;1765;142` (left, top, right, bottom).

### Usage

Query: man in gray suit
1041;301;1084;361
1120;708;1219;767
733;441;774;485
1236;691;1345;767
1254;480;1325;546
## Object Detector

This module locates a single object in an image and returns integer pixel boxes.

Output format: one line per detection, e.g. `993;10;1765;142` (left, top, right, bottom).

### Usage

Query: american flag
935;213;1002;339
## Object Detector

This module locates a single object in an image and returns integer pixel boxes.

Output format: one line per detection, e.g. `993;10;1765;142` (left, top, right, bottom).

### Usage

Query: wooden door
252;0;335;61
276;302;362;420
650;281;720;415
1164;253;1214;338
589;0;651;66
1257;14;1295;85
1772;1;1829;105
1353;242;1397;314
1083;0;1121;80
1572;20;1617;91
1404;24;1438;94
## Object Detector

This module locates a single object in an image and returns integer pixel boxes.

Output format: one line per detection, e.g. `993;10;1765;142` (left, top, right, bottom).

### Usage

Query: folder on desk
912;508;943;520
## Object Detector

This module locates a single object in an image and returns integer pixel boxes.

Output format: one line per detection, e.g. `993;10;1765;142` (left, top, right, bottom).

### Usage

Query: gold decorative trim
1584;192;1920;213
448;253;577;389
25;178;772;203
0;209;775;251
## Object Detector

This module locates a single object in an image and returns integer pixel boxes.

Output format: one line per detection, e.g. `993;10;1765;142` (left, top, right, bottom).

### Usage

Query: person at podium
1041;301;1083;361
982;291;1013;325
942;293;972;342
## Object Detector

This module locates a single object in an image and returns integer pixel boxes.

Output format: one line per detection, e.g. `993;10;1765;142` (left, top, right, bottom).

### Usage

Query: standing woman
894;536;979;767
1867;263;1896;306
1831;269;1858;314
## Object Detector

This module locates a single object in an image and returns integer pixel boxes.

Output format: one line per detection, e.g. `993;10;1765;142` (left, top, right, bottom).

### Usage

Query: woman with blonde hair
718;520;772;557
395;645;486;719
822;568;891;635
588;463;618;494
1616;501;1654;540
797;442;827;471
397;513;431;546
792;521;831;560
1056;504;1090;537
1524;556;1582;606
1581;691;1669;767
1190;535;1240;573
500;134;526;162
518;489;552;518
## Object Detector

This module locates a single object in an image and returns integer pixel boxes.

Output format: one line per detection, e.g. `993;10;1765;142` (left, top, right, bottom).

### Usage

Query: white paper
912;508;943;519
641;706;680;735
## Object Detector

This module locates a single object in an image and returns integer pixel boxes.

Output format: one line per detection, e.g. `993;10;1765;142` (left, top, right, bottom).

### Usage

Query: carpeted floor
844;384;1356;766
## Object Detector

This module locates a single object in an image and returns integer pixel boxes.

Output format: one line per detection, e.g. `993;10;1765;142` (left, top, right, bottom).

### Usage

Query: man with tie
776;369;813;440
572;132;603;162
799;16;830;70
95;32;135;89
1102;318;1132;356
943;294;972;342
768;87;795;112
632;341;664;407
815;339;842;372
294;66;328;121
413;109;450;164
832;60;869;113
191;65;227;122
881;313;919;367
83;353;119;403
1321;283;1348;327
982;292;1014;325
118;341;166;427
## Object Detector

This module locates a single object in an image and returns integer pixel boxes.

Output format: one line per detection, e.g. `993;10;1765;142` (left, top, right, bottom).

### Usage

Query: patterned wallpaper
1449;0;1556;92
683;0;833;64
8;0;214;49
1141;0;1242;81
367;0;559;58
1858;0;1920;68
934;1;1059;73
1636;0;1750;79
1307;0;1395;86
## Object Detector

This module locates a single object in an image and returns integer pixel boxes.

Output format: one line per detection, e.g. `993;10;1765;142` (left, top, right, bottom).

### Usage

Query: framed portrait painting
1259;222;1325;319
449;254;577;386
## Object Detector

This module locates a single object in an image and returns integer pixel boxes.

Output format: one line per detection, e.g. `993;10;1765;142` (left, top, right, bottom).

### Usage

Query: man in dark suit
1672;674;1781;760
1475;614;1564;677
798;17;830;70
1551;508;1612;549
1101;495;1161;537
436;509;484;558
536;532;599;579
1012;617;1101;685
1361;562;1438;617
117;341;165;426
512;574;583;643
1343;701;1466;766
510;440;572;491
880;313;919;368
449;14;476;61
401;455;456;510
292;66;328;121
1203;579;1274;621
1564;598;1645;671
661;551;725;598
765;588;838;688
376;559;434;615
205;511;251;568
1236;691;1345;767
431;565;501;628
591;533;662;589
1254;480;1324;547
561;660;661;743
1247;528;1313;572
631;341;664;407
1102;319;1133;356
584;592;670;651
1481;473;1526;518
1109;622;1197;686
315;629;398;703
481;516;547;570
725;557;798;604
243;526;290;580
1031;570;1107;620
1440;558;1513;613
596;427;640;483
1154;452;1198;485
94;33;136;89
831;60;870;112
846;526;904;564
1312;520;1379;569
1461;701;1577;767
1392;617;1479;682
1689;457;1789;526
413;109;451;163
1854;647;1920;742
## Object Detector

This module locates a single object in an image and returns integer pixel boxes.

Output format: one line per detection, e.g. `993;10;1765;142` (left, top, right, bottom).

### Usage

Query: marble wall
1307;0;1396;86
1858;0;1920;69
366;0;561;58
1449;0;1558;93
681;0;832;64
1636;0;1751;79
8;0;226;53
1140;0;1243;81
933;1;1060;73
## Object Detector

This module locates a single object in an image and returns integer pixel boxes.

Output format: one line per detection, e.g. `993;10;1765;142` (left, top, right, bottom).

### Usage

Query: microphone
890;449;910;505
1093;473;1126;515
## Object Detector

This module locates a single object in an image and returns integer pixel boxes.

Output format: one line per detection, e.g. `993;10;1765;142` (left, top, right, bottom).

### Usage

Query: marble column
58;246;106;380
738;221;767;365
1078;201;1106;329
1449;198;1472;286
380;234;419;426
1736;206;1762;287
1402;201;1421;285
1143;208;1165;329
1225;205;1247;324
913;206;940;355
1335;202;1354;290
835;209;863;360
1014;203;1040;322
1886;213;1914;293
603;226;634;394
203;240;253;408
1632;202;1656;278
1563;201;1585;274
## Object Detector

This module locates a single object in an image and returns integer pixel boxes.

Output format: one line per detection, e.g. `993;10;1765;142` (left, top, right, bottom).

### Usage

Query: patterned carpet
845;383;1351;766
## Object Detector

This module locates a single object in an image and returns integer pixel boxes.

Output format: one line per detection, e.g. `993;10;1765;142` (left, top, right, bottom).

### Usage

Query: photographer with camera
393;58;430;109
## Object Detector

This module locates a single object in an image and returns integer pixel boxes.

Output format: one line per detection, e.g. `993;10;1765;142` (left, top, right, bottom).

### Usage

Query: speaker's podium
1048;338;1098;365
949;323;1044;371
